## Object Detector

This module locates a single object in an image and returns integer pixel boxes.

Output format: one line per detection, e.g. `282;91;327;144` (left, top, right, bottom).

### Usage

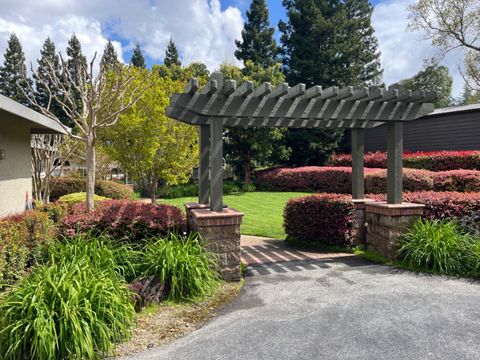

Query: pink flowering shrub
61;200;184;240
284;194;354;246
433;170;480;192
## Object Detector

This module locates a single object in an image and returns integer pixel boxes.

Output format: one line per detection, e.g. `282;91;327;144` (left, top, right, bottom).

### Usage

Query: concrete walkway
123;239;480;360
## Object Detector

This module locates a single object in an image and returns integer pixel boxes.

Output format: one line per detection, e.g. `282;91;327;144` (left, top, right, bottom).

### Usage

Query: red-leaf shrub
61;200;184;240
365;168;435;193
50;178;133;201
433;170;480;192
284;194;354;247
369;191;480;220
255;166;382;193
330;150;480;171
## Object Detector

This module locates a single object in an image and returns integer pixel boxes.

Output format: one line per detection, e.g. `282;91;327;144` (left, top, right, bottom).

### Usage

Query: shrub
369;191;480;220
58;192;109;205
164;181;245;199
256;166;382;193
433;170;480;192
397;219;474;275
0;211;57;286
284;194;354;247
365;168;435;193
460;211;480;236
330;150;480;171
34;202;69;222
61;200;184;240
0;248;135;359
49;178;132;201
138;232;219;301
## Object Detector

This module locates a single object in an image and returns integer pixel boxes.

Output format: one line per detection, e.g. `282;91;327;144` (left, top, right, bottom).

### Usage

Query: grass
160;191;313;238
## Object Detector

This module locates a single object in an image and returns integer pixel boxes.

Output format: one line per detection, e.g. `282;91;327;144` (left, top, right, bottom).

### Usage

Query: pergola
167;73;436;212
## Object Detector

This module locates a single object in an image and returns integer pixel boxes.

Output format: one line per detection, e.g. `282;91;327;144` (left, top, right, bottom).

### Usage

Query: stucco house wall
0;114;32;217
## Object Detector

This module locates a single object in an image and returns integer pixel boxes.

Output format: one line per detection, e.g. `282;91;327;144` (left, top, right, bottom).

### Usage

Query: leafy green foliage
164;38;181;67
398;219;474;275
140;233;219;301
130;43;146;68
0;33;32;106
101;40;120;69
234;0;278;67
58;192;109;205
164;181;245;199
401;60;453;108
0;240;136;360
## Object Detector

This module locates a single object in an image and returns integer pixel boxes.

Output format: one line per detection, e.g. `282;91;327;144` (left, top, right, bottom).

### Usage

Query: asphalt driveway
123;256;480;360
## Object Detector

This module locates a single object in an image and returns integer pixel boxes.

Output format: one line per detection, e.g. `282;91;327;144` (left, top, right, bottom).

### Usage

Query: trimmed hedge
61;200;184;240
49;178;133;201
433;170;480;192
0;211;57;286
256;166;382;193
330;150;480;171
365;168;435;193
370;191;480;220
284;194;354;247
58;192;109;205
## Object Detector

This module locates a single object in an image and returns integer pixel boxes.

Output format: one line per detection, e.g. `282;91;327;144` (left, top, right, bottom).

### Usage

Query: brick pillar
365;201;424;259
185;203;243;281
352;199;375;245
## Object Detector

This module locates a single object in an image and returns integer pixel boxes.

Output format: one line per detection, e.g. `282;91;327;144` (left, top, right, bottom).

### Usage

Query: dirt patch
114;281;243;357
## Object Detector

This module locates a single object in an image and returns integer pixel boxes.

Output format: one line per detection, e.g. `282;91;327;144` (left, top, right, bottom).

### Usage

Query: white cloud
0;0;244;72
372;0;465;98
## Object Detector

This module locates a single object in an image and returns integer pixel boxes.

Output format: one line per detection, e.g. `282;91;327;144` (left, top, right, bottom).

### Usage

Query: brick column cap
352;198;376;209
365;201;424;216
185;202;210;211
191;207;244;226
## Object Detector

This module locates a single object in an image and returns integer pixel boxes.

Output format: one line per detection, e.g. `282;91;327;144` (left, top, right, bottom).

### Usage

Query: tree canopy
101;40;120;68
130;43;146;68
235;0;278;67
164;38;181;67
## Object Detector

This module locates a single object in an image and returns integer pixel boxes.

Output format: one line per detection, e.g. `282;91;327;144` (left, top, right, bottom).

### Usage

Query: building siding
362;109;480;152
0;113;32;218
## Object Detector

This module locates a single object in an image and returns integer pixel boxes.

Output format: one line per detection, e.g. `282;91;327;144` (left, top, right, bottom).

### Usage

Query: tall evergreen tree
278;0;383;166
101;40;120;68
235;0;278;67
130;43;146;68
66;34;87;118
0;33;32;105
34;37;71;126
164;38;181;67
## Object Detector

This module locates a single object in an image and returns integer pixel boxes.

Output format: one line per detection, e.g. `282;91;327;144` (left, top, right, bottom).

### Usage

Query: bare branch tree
22;54;150;210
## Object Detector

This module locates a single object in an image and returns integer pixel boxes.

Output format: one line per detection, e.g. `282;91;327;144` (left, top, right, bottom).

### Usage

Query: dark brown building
343;103;480;152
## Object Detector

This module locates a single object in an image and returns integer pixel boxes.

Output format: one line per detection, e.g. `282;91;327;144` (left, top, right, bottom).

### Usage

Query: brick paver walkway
241;235;354;266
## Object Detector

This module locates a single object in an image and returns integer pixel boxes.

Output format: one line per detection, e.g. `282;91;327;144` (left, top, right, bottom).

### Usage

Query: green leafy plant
397;219;473;275
140;232;219;301
58;192;109;205
0;249;135;359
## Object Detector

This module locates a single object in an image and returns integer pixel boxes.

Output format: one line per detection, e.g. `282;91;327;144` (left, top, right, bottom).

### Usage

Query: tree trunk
86;134;96;211
150;182;157;204
243;153;252;184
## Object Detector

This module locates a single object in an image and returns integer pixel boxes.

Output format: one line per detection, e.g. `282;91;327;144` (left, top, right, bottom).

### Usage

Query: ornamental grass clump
397;219;474;276
140;232;220;301
0;239;136;360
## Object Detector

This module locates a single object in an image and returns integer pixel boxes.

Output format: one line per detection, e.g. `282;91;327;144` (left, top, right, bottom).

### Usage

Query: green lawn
159;192;312;239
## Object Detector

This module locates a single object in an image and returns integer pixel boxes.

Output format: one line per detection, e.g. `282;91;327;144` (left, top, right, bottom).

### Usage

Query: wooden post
387;122;403;204
351;128;365;199
209;119;223;212
199;125;210;205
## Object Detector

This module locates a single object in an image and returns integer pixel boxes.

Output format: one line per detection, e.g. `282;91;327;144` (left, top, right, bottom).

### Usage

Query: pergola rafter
167;72;437;212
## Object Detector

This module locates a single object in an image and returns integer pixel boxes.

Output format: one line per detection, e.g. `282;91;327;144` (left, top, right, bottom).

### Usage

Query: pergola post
209;119;223;212
387;121;403;204
198;124;210;205
351;128;365;199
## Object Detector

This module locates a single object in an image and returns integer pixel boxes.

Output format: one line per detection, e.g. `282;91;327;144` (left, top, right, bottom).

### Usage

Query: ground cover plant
397;219;480;276
160;191;313;238
58;192;109;205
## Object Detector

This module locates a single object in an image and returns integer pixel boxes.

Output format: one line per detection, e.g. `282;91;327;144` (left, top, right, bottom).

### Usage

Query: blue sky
0;0;466;98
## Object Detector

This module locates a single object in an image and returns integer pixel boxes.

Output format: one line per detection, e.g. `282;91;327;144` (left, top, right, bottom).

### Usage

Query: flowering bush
369;191;480;220
433;170;480;192
255;166;382;193
284;194;354;247
61;200;184;240
365;168;435;193
329;150;480;171
0;211;57;286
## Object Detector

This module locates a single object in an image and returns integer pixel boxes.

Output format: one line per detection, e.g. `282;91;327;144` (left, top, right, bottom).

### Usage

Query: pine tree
164;38;181;67
278;0;383;166
101;40;119;68
235;0;278;67
34;37;72;126
66;34;88;117
130;43;146;68
0;33;32;105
